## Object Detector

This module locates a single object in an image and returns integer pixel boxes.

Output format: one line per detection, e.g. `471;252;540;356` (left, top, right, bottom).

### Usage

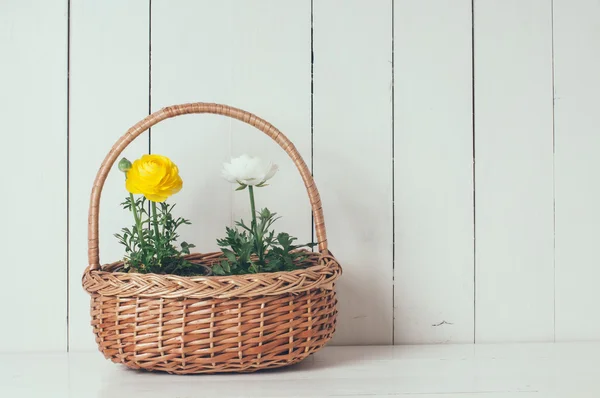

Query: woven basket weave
82;103;342;374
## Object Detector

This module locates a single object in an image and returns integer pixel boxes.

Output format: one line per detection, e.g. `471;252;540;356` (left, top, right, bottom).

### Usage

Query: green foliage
213;207;316;275
114;196;205;276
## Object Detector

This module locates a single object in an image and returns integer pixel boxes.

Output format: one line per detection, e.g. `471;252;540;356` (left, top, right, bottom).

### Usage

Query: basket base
105;344;323;375
90;288;337;375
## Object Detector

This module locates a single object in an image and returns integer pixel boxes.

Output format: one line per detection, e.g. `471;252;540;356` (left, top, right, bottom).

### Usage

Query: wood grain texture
150;0;233;255
69;0;149;350
313;0;393;345
0;0;68;351
554;0;600;341
474;0;554;342
229;1;312;249
394;0;474;344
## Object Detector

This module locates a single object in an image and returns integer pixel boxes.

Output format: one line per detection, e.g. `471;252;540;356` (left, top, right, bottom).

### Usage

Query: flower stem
130;193;145;249
249;185;257;232
248;185;262;268
151;201;161;251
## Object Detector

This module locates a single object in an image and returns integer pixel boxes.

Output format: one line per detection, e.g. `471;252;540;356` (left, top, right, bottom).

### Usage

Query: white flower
222;154;279;187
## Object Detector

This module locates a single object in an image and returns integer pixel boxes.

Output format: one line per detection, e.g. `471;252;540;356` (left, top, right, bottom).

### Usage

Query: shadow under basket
81;103;343;374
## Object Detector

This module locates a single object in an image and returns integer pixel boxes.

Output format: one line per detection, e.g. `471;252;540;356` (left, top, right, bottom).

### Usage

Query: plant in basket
212;154;316;276
114;154;209;276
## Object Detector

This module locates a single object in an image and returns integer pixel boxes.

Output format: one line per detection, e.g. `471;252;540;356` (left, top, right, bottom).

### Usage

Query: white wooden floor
2;343;600;397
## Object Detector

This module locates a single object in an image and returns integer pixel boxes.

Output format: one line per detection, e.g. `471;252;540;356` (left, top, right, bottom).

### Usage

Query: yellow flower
125;154;183;202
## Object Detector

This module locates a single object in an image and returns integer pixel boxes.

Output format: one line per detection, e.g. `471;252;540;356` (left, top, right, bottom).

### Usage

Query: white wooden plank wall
151;0;312;282
313;0;393;345
229;2;313;250
474;0;555;342
394;0;474;344
68;1;150;351
151;0;233;256
554;0;600;341
0;0;68;351
2;0;600;351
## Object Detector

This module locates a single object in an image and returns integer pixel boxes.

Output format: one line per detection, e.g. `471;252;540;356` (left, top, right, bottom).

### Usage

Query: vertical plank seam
145;0;153;222
147;0;152;221
471;0;477;344
228;3;233;229
390;0;396;346
148;0;152;155
66;0;71;353
550;0;557;343
310;0;315;248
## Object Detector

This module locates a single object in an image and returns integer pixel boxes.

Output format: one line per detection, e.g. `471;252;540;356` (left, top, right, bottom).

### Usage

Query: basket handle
88;102;328;270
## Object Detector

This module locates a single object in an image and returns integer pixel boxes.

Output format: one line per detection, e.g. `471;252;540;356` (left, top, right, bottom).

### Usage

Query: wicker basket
82;103;342;374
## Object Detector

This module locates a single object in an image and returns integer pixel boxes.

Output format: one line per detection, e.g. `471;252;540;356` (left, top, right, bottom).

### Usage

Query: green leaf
180;242;190;255
220;260;231;274
222;249;237;263
235;220;252;233
277;232;292;249
212;263;225;276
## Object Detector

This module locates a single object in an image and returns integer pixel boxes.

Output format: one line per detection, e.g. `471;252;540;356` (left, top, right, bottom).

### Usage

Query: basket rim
82;250;342;299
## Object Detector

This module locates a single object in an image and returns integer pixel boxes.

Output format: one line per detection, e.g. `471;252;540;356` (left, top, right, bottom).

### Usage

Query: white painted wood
313;0;393;345
229;1;312;248
150;0;233;254
151;0;311;269
2;344;600;396
474;0;554;342
0;0;67;351
69;1;150;350
7;0;597;349
394;0;474;344
554;0;600;341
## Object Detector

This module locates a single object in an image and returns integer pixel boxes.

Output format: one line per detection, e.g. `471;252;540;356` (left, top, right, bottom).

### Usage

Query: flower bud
118;157;132;173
